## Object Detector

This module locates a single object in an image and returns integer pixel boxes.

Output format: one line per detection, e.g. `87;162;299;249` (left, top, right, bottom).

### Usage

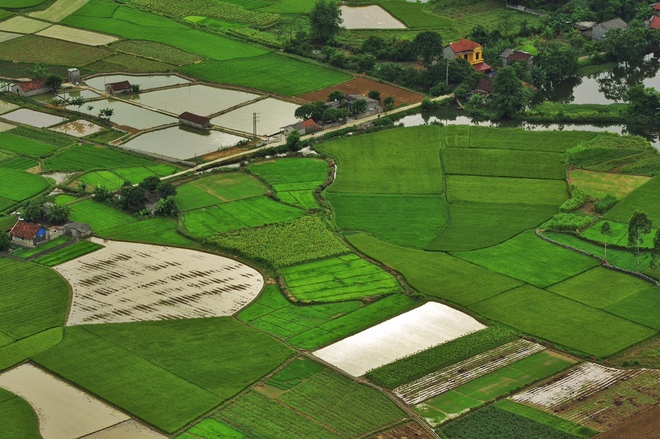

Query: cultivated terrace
0;0;659;438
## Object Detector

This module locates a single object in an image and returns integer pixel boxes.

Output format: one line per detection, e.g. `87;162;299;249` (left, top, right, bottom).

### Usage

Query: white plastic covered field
314;302;486;376
0;364;165;439
56;240;264;325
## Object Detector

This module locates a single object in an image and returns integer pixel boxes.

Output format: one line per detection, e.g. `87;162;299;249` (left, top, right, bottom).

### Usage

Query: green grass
176;419;247;439
63;0;267;61
176;172;268;211
281;254;402;302
86;53;175;73
426;202;558;251
206;216;350;267
248;158;328;210
494;400;598;438
444;148;566;180
0;258;69;340
547;267;649;309
111;40;204;66
35;319;293;433
54;194;77;205
468;127;595;152
438;404;592;439
77;170;125;191
471;284;657;357
446;176;567;206
0;0;44;6
379;2;453;27
454;231;599;288
0;157;38;170
179;54;352;96
604;287;660;330
175;184;225;211
12;236;70;258
347;233;522;306
183;197;304;237
266;357;325;390
0;328;63;372
0;132;57;157
319;125;444;194
69;200;137;233
326;193;447;249
0;214;16;231
0;389;41;439
569;170;650;199
365;325;517;388
32;241;103;266
100;217;195;247
0;169;49;203
606;176;660;225
43;144;153;172
8;126;74;148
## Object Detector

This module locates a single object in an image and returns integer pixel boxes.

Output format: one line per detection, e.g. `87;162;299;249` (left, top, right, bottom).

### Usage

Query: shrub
544;213;592;231
595;194;617;213
559;185;589;213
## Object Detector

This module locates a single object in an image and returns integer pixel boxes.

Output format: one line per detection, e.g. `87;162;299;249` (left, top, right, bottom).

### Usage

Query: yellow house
443;38;491;72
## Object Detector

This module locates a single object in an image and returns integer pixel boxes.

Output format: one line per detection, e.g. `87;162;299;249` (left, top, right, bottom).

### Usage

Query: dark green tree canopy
492;66;527;119
529;41;578;90
412;31;443;66
309;0;342;44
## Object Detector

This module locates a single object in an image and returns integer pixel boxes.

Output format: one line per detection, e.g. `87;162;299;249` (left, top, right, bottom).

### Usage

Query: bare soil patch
369;421;435;439
595;405;660;439
297;77;425;106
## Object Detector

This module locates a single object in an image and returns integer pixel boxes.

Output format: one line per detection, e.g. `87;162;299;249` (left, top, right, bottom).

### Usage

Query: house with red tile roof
9;221;47;247
10;78;52;97
499;49;534;68
649;16;660;29
443;38;492;73
179;112;211;130
472;78;495;97
105;80;132;95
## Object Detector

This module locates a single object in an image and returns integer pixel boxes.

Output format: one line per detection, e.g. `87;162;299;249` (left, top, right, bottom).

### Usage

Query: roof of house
653;3;660;10
473;78;494;95
10;221;43;240
508;50;533;62
345;94;379;104
596;18;627;30
473;62;492;72
179;112;210;125
574;21;596;30
448;38;481;54
287;121;305;131
63;222;92;233
650;16;660;29
301;119;317;128
106;80;132;91
16;78;49;93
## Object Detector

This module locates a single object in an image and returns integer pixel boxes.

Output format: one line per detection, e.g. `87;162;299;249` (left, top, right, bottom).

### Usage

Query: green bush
559;185;589;213
544;213;592;231
595;194;618;213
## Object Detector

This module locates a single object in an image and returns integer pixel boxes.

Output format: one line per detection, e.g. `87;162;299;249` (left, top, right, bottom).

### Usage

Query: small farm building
499;49;534;68
10;78;51;97
346;94;381;112
649;16;660;29
591;18;627;41
105;81;132;95
283;119;320;135
67;68;81;85
63;222;92;239
574;21;596;37
179;112;211;130
472;78;495;97
9;221;47;247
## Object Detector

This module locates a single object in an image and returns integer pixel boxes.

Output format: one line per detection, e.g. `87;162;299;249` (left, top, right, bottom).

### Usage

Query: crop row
9;126;74;148
33;241;104;267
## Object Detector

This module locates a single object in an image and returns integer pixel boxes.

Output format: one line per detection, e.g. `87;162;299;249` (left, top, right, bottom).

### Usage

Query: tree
159;182;176;198
155;196;178;217
0;232;10;251
321;107;346;123
628;210;652;271
327;90;344;102
28;63;49;79
286;130;301;151
383;95;395;111
21;199;42;222
349;98;367;116
46;75;62;92
368;90;381;103
46;204;70;224
651;229;660;268
603;21;660;63
309;0;342;44
601;221;613;261
131;84;141;94
625;85;660;125
492;66;527;119
412;31;443;66
94;185;112;202
139;176;161;192
99;108;114;121
530;41;578;90
120;185;145;212
295;101;326;121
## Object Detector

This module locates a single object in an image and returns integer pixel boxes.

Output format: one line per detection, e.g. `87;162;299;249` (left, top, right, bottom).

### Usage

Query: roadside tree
601;221;613;260
628;210;652;271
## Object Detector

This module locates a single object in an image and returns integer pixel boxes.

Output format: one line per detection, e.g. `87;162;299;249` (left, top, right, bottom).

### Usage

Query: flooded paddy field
212;98;299;136
56;240;264;325
0;101;19;114
314;302;486;377
1;108;66;128
85;74;190;91
32;89;100;103
339;5;406;29
81;99;175;130
132;84;259;117
122;126;246;160
50;119;104;137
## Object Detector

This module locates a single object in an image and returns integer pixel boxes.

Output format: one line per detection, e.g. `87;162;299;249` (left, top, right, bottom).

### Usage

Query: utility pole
446;59;449;85
253;112;258;146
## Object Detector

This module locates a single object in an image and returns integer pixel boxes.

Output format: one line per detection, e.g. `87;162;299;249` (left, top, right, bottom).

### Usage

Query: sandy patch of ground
0;364;129;439
0;16;51;34
1;108;66;128
83;420;166;439
297;76;426;106
314;302;486;377
395;339;545;405
511;362;635;409
36;25;118;46
0;121;15;132
50;119;104;137
0;31;21;43
57;240;264;325
29;0;90;22
340;5;406;29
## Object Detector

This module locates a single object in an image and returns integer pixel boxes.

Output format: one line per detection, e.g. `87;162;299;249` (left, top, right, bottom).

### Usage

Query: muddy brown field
595;405;660;439
297;77;426;106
